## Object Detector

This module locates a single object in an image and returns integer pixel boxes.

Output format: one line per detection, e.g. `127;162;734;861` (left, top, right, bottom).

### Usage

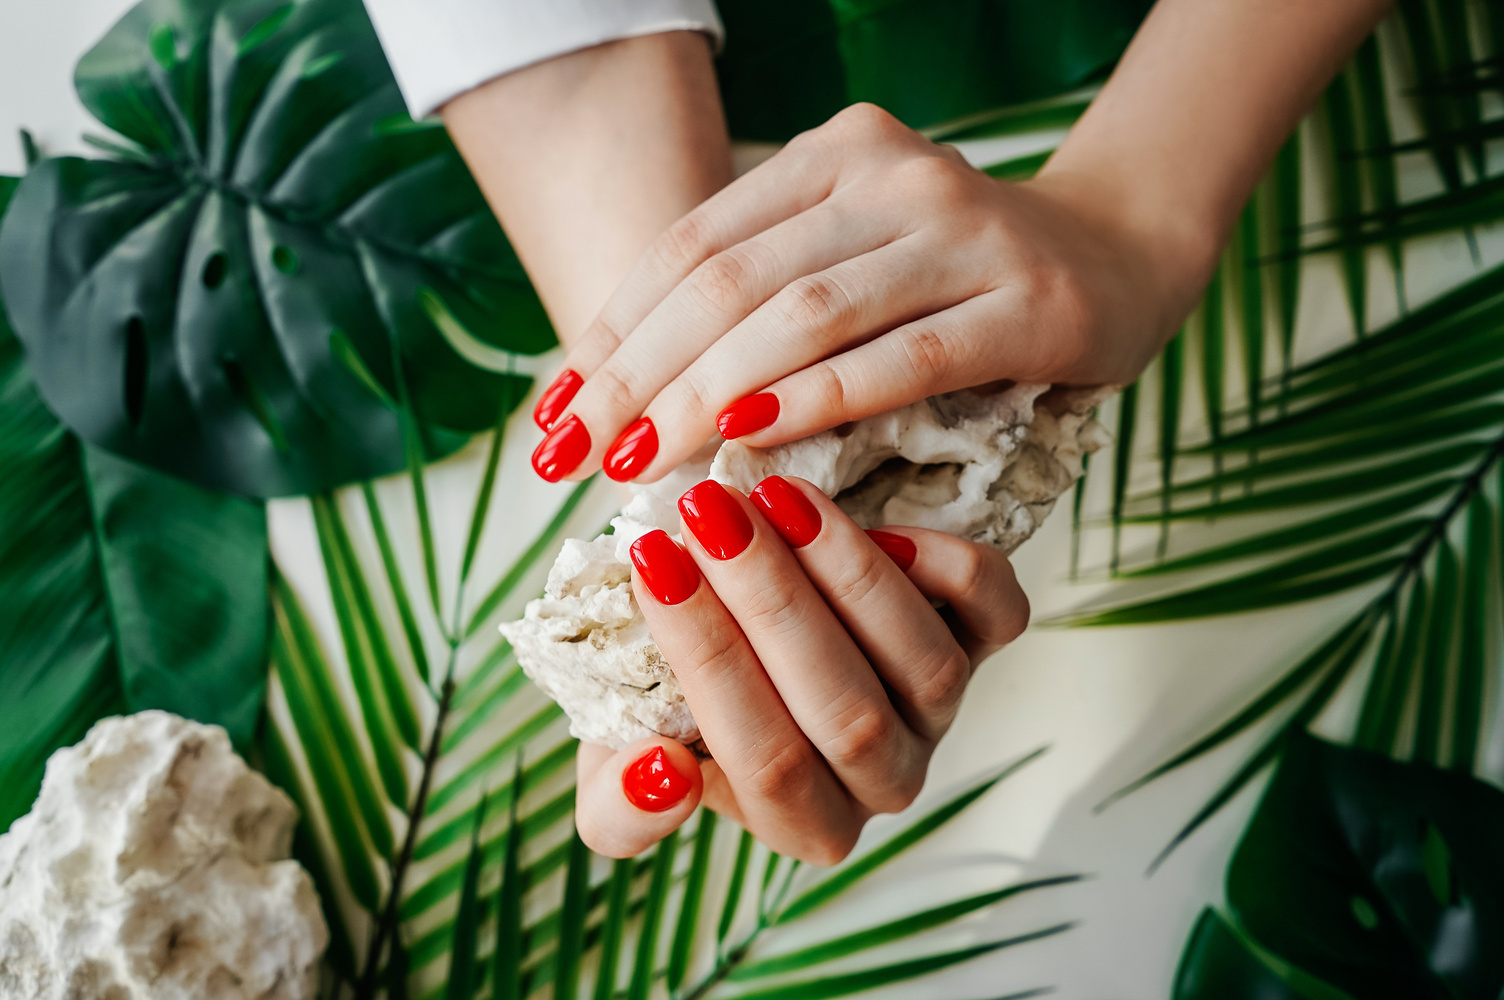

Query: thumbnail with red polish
867;529;917;570
604;417;658;482
750;476;821;548
533;368;582;430
679;480;754;560
629;529;700;605
531;414;590;482
717;393;779;439
623;746;691;812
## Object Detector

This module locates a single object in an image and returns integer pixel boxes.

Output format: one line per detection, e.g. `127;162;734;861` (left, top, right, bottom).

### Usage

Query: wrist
1025;159;1225;363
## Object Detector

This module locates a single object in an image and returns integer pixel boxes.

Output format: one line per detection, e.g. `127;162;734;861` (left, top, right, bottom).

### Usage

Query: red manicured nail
750;476;821;548
623;746;691;812
603;417;658;482
533;368;583;430
628;529;700;605
679;480;754;560
531;414;590;482
867;529;916;570
717;393;779;439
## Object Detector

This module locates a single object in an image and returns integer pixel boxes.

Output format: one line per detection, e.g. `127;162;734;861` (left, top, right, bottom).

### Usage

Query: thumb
575;738;703;858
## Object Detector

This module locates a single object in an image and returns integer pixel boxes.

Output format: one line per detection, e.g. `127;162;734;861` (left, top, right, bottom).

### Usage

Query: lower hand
528;102;1198;485
572;476;1028;864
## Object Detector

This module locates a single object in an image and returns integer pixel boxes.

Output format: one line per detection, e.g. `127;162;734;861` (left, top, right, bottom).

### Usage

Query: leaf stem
354;667;457;1000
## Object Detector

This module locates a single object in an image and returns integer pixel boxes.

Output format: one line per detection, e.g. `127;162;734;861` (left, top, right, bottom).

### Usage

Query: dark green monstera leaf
0;177;270;832
1176;733;1504;1000
1173;910;1324;1000
0;0;552;497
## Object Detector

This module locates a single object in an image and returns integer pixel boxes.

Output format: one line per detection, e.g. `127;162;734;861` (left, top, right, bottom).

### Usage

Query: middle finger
676;480;929;814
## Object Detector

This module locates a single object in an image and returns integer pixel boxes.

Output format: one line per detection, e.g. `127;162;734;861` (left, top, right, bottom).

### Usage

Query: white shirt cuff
362;0;726;119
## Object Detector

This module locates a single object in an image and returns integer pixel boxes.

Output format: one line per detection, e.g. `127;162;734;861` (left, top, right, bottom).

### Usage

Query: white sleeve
362;0;725;119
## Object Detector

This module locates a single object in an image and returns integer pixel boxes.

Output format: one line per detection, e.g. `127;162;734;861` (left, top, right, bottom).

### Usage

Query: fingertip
576;738;703;859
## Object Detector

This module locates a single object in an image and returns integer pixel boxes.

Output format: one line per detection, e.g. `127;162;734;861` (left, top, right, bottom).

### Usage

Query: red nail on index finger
628;530;700;605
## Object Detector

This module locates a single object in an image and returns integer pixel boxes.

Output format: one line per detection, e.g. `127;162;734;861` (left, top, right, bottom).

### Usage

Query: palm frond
1068;245;1504;863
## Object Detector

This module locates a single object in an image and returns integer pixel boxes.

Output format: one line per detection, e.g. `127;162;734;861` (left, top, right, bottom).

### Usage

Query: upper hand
571;476;1028;864
528;101;1190;484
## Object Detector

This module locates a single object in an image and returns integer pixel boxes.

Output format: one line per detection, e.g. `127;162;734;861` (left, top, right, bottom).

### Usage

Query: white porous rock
503;384;1113;750
712;383;1112;549
500;490;702;750
0;711;329;1000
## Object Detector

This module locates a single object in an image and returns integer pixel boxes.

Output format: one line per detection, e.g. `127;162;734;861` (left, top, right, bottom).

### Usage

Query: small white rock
0;711;329;1000
502;385;1112;749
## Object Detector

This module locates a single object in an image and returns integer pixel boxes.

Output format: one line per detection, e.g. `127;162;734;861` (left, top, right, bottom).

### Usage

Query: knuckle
804;828;859;867
665;366;720;423
739;579;807;639
742;741;815;802
895;326;953;385
907;647;971;719
822;547;887;609
678;616;745;681
775;274;851;337
588;363;644;413
832;102;902;141
690;249;757;315
822;708;895;772
654;213;716;276
947;543;990;602
805;363;854;421
998;587;1031;644
898;154;969;202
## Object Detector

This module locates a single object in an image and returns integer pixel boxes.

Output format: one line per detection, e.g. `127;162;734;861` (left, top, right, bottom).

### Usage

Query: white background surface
3;5;1501;998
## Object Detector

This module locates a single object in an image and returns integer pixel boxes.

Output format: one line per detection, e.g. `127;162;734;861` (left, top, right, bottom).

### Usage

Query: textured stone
502;384;1112;749
0;712;328;1000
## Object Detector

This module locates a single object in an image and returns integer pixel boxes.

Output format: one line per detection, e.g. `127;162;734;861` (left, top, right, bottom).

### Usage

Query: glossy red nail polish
623;746;691;812
628;529;700;605
717;393;779;439
533;368;583;430
750;476;821;548
867;529;917;570
679;480;754;560
531;414;590;482
603;417;658;482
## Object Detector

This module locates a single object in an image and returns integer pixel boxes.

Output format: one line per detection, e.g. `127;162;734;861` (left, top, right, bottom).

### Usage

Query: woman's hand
527;101;1198;484
572;476;1028;864
525;0;1396;486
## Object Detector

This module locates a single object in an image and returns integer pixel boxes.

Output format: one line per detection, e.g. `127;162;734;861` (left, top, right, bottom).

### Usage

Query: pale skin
444;0;1394;863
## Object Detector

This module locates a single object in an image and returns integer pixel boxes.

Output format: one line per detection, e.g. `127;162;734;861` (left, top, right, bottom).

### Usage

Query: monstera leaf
1172;911;1306;1000
1174;734;1504;1000
0;177;270;832
0;0;552;497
